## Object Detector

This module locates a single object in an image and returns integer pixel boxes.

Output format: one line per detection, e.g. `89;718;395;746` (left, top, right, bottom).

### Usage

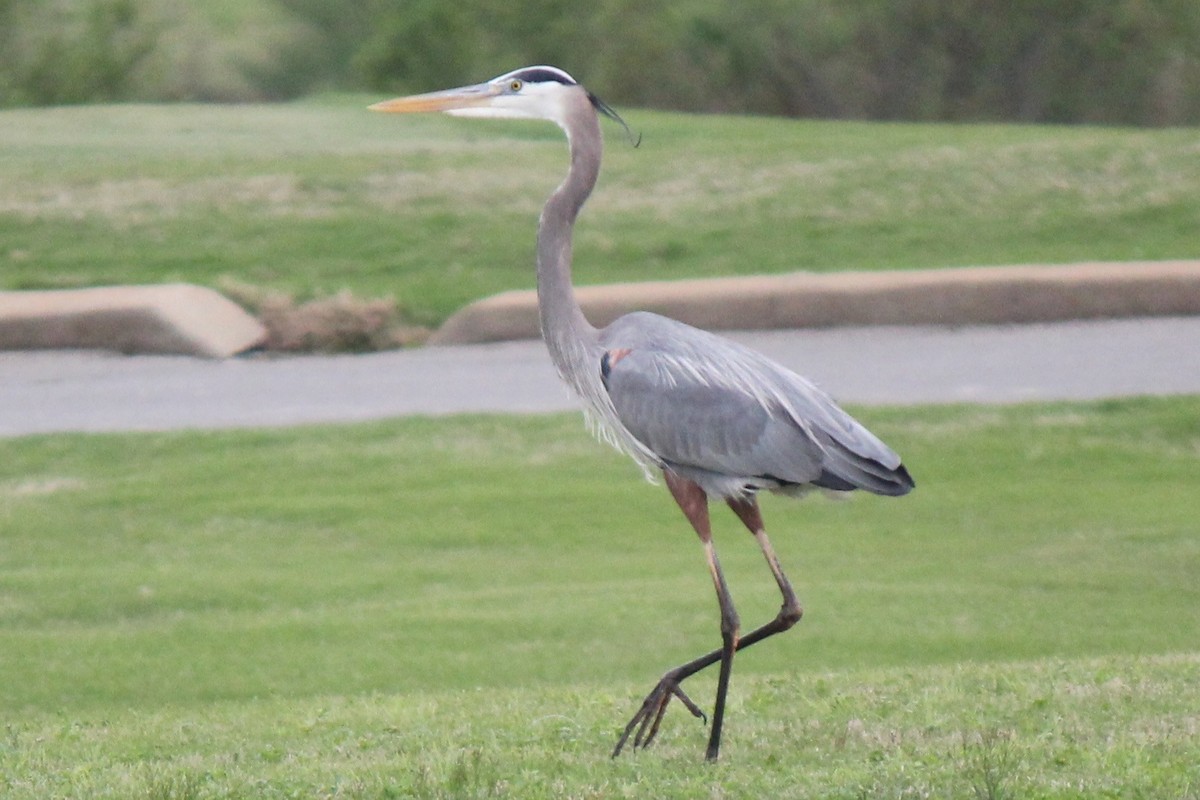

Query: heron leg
727;497;804;635
611;492;805;761
613;471;741;761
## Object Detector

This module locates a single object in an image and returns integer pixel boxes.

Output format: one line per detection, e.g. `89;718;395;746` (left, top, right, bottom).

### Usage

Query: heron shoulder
599;312;824;415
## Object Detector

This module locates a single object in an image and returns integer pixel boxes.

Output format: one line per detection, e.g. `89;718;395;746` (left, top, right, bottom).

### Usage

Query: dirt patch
219;280;428;352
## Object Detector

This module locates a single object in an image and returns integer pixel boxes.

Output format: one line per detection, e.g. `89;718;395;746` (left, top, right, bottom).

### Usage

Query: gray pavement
3;316;1198;438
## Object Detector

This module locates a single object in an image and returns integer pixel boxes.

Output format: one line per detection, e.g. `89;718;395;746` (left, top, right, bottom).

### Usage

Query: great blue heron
371;66;914;761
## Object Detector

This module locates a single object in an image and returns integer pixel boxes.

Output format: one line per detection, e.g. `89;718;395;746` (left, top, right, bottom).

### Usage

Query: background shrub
3;0;1199;124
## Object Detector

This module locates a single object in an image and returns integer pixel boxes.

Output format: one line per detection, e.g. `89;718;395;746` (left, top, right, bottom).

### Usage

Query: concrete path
3;317;1198;438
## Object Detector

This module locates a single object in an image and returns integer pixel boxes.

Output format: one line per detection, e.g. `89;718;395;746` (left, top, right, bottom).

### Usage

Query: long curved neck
537;91;603;377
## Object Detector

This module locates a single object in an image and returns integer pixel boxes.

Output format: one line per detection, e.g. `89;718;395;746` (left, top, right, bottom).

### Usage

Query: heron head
370;66;636;142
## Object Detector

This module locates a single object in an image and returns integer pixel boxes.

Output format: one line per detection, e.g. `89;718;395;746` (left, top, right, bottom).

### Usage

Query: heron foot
611;672;707;757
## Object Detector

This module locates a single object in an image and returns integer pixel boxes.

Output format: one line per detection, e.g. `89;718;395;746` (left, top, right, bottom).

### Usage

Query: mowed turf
2;99;1199;325
1;398;1198;796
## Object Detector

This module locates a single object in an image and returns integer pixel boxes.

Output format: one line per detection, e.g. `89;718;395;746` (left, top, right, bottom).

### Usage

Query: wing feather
598;312;912;498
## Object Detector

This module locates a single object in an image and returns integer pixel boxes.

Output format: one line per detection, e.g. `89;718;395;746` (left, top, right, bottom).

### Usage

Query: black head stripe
510;67;577;86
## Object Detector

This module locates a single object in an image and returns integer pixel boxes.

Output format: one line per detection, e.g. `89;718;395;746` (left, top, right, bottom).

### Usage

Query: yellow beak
368;83;498;114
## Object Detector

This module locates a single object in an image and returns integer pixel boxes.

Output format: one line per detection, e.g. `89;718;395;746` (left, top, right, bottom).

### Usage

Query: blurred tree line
3;0;1199;124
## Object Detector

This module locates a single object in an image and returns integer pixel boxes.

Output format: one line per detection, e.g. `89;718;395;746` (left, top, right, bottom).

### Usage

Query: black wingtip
812;458;914;497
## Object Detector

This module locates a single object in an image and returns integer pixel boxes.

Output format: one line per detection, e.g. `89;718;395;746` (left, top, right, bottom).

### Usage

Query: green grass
4;655;1198;799
2;98;1198;325
2;397;1198;796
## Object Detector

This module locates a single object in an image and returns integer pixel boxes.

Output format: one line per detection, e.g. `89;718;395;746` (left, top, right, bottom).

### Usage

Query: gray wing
598;313;913;498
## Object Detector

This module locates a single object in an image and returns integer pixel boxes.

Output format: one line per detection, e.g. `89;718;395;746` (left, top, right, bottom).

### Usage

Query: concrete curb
428;260;1200;345
0;284;267;358
2;262;1196;356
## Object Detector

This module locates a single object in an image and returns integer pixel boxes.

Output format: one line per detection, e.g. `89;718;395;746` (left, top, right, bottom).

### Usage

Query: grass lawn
1;397;1198;797
2;98;1199;326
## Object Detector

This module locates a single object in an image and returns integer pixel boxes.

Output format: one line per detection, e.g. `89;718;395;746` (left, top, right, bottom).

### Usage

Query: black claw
613;674;704;757
671;685;707;721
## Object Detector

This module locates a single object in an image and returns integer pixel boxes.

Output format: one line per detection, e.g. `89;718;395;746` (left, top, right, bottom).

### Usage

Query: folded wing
599;313;914;498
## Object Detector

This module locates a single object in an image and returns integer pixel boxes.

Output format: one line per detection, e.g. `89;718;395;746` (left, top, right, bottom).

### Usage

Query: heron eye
509;79;523;92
